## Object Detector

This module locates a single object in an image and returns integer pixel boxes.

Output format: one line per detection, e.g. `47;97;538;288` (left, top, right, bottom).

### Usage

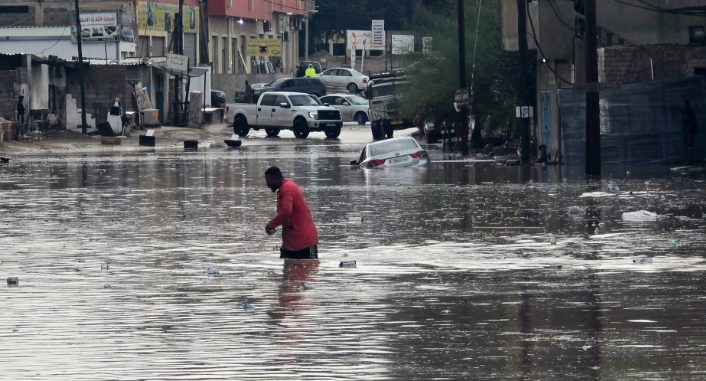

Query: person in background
305;64;317;78
243;80;253;104
264;167;319;260
16;95;25;139
296;64;306;78
681;100;698;165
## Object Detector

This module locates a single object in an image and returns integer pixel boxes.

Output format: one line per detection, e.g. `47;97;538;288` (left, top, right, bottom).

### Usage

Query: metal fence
558;76;706;165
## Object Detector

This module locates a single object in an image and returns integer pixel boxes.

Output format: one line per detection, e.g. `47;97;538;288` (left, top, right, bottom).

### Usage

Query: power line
546;0;574;32
526;1;573;86
613;0;706;16
260;0;310;14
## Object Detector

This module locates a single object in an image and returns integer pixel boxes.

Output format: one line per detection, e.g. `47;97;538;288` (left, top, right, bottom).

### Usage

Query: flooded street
1;133;705;380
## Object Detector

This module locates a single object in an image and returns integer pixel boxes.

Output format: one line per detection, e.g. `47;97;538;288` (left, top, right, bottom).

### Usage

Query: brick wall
600;45;706;83
0;70;20;121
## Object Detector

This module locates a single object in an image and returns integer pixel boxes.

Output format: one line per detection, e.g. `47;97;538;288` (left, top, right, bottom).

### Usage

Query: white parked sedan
319;94;370;125
351;137;430;168
319;68;369;93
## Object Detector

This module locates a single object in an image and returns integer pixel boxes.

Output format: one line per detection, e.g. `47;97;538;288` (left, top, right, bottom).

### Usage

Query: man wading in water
264;167;319;259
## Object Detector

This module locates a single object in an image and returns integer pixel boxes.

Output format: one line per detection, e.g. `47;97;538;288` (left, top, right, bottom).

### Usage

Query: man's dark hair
265;167;284;179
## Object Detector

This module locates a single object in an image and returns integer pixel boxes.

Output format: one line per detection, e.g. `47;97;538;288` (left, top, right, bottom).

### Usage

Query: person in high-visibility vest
305;64;317;78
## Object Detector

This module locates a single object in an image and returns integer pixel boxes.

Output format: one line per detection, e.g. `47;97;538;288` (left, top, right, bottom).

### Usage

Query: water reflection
0;148;705;380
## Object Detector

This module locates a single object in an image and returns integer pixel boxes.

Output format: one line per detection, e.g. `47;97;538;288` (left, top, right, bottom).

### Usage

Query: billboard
347;30;377;51
246;39;282;57
392;35;415;55
71;12;120;42
120;14;136;42
371;20;385;49
138;2;199;33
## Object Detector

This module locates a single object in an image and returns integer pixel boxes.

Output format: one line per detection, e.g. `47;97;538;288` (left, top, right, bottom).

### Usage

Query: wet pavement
1;130;705;380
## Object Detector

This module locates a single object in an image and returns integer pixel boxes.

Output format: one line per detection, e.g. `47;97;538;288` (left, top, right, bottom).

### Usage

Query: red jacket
267;180;318;251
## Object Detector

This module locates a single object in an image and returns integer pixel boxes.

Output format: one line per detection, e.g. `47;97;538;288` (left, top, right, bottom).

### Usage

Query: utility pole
173;0;184;125
517;0;530;164
305;18;309;61
458;0;469;156
199;0;210;66
585;0;601;177
74;0;88;135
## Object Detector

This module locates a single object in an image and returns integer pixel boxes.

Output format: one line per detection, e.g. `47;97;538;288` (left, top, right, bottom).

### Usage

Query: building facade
502;0;706;159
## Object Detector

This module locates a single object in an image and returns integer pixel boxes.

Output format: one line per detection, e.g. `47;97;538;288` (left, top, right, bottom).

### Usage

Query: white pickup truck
225;91;343;139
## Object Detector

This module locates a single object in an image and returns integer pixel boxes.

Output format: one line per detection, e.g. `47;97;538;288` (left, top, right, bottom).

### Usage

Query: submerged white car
351;137;430;168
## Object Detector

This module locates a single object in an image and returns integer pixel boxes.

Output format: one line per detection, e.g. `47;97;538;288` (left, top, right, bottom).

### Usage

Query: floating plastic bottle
545;264;563;269
632;257;653;264
243;302;254;311
300;283;313;291
339;260;357;268
206;267;219;275
668;239;681;244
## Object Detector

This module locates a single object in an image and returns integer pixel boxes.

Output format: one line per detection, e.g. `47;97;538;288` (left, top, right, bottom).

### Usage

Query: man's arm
267;191;294;229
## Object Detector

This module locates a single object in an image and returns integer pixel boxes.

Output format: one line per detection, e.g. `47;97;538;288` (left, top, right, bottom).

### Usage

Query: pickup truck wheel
265;128;280;137
371;122;383;140
324;128;341;139
234;117;250;137
293;119;310;139
355;112;368;125
347;83;358;93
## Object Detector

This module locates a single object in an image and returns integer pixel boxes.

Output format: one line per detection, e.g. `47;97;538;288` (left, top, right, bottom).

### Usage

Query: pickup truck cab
226;92;343;139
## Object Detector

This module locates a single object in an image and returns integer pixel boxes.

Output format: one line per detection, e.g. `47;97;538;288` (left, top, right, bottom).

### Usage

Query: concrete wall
0;70;20;121
600;45;706;83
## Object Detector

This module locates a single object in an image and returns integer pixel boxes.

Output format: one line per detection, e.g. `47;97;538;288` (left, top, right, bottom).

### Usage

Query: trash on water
7;277;18;285
300;283;313;291
633;257;653;264
206;267;219;275
339;260;357;268
243;302;254;311
101;264;110;270
545;263;563;269
550;237;557;245
621;210;658;222
668;238;681;244
608;181;619;191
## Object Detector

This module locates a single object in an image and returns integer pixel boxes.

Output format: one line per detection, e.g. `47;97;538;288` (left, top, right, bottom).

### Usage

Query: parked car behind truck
225;92;343;139
364;69;416;140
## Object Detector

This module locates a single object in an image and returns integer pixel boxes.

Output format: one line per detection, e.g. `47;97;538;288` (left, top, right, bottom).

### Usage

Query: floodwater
1;141;705;380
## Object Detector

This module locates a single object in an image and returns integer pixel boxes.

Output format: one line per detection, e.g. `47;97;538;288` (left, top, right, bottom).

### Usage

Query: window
222;36;227;73
689;26;706;45
322;69;337;76
232;38;238;74
280;79;295;88
340;69;353;77
211;35;218;71
275;95;290;106
358;148;367;164
345;96;368;105
369;138;419;157
260;94;278;106
290;95;322;106
319;96;332;104
295;79;310;87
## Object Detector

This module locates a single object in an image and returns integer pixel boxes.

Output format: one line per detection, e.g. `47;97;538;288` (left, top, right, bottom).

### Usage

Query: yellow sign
246;39;282;57
138;2;199;33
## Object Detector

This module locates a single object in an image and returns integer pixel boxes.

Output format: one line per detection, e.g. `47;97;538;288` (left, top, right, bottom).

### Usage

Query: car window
345;96;367;105
350;69;364;76
369;139;419;157
311;78;325;87
295;79;309;87
268;78;286;87
358;148;367;164
322;69;337;76
339;69;353;77
319;96;332;104
275;95;290;106
290;95;322;106
335;97;348;106
260;94;278;106
280;79;295;88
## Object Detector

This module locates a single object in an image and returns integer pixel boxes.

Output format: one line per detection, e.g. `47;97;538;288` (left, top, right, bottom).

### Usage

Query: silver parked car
351;137;430;168
319;94;370;125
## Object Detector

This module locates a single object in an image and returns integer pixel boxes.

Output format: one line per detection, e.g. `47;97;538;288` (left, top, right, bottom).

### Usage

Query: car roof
367;136;417;148
261;91;317;96
323;93;367;98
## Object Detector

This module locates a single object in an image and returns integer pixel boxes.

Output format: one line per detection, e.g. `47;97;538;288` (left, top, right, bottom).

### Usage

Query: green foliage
403;0;534;139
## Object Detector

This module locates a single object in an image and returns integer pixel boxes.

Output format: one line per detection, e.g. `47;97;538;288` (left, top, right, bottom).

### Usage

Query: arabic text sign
138;2;199;33
347;30;376;51
371;20;385;49
167;53;189;74
246;39;282;57
71;12;120;42
134;88;153;112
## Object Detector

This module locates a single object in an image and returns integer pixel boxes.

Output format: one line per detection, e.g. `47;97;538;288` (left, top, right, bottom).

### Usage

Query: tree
403;0;536;145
